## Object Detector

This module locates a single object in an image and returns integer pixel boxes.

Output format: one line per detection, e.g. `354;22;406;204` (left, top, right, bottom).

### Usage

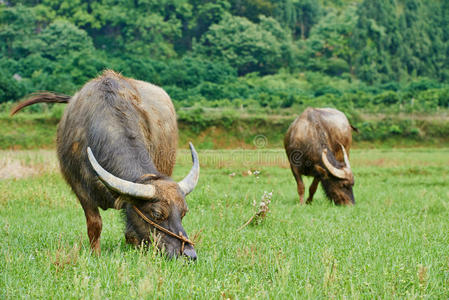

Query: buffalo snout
182;246;197;261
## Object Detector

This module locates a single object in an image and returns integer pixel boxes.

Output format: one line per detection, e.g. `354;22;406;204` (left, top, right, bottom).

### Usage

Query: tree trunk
300;21;305;40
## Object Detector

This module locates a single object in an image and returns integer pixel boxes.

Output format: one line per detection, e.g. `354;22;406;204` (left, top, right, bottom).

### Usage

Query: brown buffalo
284;107;355;205
12;70;199;259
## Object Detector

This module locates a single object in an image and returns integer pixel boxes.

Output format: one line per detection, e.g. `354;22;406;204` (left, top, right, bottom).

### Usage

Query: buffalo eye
151;210;164;220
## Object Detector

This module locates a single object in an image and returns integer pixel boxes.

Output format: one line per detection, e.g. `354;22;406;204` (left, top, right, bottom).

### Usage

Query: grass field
1;148;448;298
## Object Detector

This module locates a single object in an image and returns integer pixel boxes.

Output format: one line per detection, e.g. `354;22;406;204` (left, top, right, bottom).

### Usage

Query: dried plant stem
238;191;272;230
237;215;255;231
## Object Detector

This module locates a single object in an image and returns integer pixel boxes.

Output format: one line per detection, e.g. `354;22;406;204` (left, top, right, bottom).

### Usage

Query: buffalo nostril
183;248;197;261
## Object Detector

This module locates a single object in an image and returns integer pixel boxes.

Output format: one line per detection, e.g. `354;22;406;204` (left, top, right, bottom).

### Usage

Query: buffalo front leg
290;166;305;204
306;177;320;204
82;205;102;255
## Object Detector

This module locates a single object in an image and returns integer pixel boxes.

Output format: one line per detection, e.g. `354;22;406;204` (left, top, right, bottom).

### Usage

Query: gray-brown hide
284;108;355;205
12;70;199;259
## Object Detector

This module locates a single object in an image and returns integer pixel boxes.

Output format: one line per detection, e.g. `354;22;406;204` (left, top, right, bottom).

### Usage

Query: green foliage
193;14;295;75
373;91;400;106
229;0;273;22
0;4;42;59
0;0;449;112
350;0;449;83
354;119;422;142
161;57;237;89
190;1;230;42
300;5;357;75
38;20;94;60
0;73;25;103
274;0;322;39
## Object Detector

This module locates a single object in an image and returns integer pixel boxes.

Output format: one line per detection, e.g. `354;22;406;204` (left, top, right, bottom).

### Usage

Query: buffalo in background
284;107;356;206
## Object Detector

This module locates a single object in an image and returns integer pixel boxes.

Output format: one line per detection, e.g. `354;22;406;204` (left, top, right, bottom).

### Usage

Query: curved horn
87;147;156;200
340;144;351;170
178;142;200;195
321;148;347;179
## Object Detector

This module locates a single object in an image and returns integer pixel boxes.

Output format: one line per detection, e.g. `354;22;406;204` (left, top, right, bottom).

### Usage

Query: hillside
1;0;449;113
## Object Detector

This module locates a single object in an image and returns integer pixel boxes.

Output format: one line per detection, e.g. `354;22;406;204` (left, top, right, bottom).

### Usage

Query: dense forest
1;0;449;113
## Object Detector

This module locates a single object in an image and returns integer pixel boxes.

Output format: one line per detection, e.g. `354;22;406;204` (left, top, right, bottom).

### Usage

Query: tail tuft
11;92;70;116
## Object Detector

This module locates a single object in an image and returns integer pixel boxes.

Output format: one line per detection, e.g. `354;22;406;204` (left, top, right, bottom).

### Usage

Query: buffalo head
317;144;354;205
87;143;199;260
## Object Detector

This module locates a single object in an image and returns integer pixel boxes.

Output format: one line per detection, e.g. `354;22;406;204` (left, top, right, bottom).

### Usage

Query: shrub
0;73;25;103
373;91;400;105
406;78;441;94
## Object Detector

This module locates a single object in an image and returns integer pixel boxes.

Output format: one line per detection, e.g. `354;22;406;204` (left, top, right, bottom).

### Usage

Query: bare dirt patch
0;150;58;179
0;159;39;179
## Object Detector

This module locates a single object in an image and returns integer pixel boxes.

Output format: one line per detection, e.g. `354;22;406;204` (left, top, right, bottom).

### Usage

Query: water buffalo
284;107;355;205
11;70;199;259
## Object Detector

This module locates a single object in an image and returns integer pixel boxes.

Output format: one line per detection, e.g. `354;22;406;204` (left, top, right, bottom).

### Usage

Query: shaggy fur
12;70;195;258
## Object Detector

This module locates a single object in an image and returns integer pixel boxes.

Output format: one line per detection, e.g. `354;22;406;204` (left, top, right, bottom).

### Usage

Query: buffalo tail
350;124;359;133
10;92;70;116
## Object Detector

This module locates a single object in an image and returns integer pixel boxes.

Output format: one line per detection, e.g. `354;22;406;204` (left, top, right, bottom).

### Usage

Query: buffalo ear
315;165;328;179
137;173;160;183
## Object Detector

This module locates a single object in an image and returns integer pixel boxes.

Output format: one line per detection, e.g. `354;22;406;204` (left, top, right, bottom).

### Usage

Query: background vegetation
2;1;449;106
1;0;449;147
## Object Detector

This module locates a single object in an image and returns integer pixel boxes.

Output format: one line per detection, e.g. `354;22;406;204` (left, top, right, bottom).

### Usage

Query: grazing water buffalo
11;70;199;259
284;107;355;206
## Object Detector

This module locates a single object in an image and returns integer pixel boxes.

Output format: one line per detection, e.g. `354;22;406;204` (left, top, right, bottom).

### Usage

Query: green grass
1;148;449;298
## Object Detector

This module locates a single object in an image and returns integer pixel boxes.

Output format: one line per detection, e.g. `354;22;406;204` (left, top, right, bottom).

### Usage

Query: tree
351;0;402;83
274;0;321;40
0;73;25;103
38;20;94;60
0;4;42;59
228;0;273;22
161;56;237;88
192;1;230;39
89;0;187;59
36;0;100;29
303;5;357;75
351;0;447;83
193;14;294;75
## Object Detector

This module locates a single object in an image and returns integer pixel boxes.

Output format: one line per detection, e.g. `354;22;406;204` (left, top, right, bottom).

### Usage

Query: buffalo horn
340;144;351;170
321;148;347;180
178;142;200;195
87;147;156;200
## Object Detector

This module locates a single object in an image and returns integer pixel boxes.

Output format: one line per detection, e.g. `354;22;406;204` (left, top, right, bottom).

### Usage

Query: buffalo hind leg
82;205;102;255
290;166;305;204
306;177;320;204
